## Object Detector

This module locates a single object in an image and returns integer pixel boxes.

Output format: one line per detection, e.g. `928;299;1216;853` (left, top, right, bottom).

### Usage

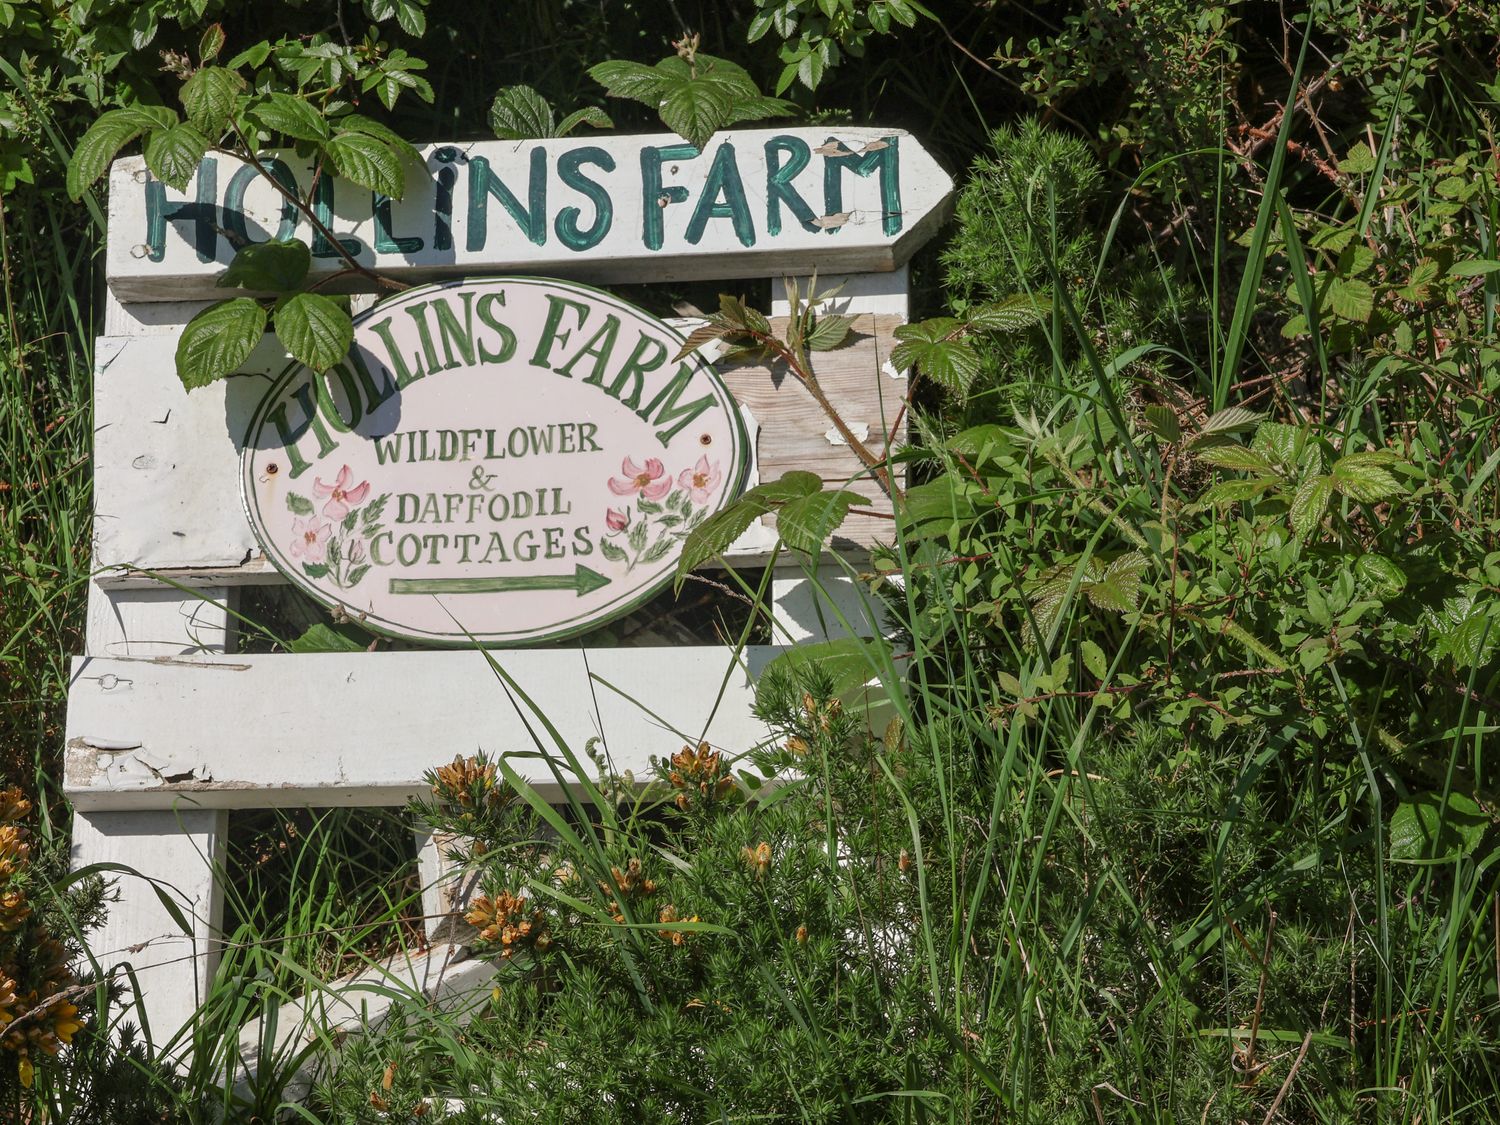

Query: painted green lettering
369;316;425;388
557;314;619;382
224;158;298;245
555;147;615;250
823;136;902;236
639;143;697;251
144;158;218;263
312;175;363;259
639;362;716;446
764;136;817;236
431;292;478;368
686;142;754;247
404;301;443;373
475;292;517;363
601;332;666;409
531;295;590;369
467;150;547;249
373;191;424;253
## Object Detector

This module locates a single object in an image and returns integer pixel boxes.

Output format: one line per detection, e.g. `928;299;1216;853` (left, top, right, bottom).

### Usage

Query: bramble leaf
176;298;267;390
275;292;353;372
217;239;312;292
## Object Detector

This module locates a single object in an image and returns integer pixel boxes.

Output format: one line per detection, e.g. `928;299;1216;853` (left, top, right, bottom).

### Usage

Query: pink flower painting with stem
678;456;722;504
289;517;331;564
314;464;371;520
608;457;672;500
606;507;631;532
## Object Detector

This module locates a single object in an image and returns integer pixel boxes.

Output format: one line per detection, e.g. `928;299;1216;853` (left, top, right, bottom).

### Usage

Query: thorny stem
744;327;900;500
224;120;407;293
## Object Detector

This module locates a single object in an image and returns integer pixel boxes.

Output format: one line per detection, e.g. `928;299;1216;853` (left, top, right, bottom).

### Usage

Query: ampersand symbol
468;466;497;491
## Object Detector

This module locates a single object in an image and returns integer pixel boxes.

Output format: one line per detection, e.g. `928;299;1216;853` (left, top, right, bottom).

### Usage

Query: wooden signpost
68;124;953;1047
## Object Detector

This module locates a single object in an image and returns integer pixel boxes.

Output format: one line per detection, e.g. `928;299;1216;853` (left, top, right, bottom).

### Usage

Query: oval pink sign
241;277;750;645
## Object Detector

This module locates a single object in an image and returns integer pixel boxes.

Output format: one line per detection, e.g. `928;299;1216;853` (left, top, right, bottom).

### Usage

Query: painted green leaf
176;297;267;390
656;77;734;150
181;65;245;136
275;292;353;372
251;93;330;143
1289;474;1333;539
489;85;557;139
325;131;405;199
66;105;177;200
776;489;863;554
218;238;312;292
286;492;314;516
1390;791;1489;863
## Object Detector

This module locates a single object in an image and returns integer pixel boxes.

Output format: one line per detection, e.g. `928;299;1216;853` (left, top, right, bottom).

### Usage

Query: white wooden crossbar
70;126;942;1053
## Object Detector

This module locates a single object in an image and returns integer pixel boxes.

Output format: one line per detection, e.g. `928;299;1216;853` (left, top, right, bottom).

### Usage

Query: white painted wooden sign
71;119;948;1050
105;127;953;299
242;277;750;644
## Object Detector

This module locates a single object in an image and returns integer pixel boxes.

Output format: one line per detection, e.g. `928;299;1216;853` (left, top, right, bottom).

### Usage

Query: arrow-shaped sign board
241;276;752;646
106;127;953;300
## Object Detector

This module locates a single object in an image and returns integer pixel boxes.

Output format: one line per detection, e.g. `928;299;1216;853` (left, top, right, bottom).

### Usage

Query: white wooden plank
771;267;910;320
106;129;953;301
85;582;234;656
771;567;885;645
71;806;227;1045
64;646;779;810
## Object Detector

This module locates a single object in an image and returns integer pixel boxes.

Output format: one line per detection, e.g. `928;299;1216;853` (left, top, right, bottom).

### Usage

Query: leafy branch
67;22;431;390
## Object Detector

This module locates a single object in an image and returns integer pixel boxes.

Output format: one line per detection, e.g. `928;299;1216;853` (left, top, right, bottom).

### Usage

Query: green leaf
286;492;315;516
775;489;862;553
1337;141;1376;174
275;292;353;372
805;313;855;352
1196;445;1275;474
675;471;820;583
144;123;210;191
965;293;1049;333
176;298;267;390
1331;452;1404;503
1449;259;1500;278
761;635;887;700
288;622;373;653
656;76;734;150
891;318;980;396
1327;277;1375;322
250;93;329;143
199;23;226;63
67;106;177;200
1080;639;1108;680
1289;474;1333;539
1354;554;1406;599
488;84;557;140
217;238;312;292
1199;477;1278;505
588;60;669;103
1142;404;1180;443
181;65;244;136
1390;791;1489;863
335;115;421;165
325;131;405;198
555;105;614;137
1086;552;1148;614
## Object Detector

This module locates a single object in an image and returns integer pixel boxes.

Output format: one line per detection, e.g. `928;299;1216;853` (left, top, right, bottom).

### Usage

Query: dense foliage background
5;0;1500;1120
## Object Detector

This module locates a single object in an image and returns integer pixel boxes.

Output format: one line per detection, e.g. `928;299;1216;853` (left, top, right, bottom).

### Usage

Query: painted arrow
389;564;610;597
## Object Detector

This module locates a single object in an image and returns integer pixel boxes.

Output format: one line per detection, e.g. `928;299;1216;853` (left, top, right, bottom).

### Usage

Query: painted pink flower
608;457;671;500
288;517;331;564
678;456;722;504
314;464;371;520
606;507;630;532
